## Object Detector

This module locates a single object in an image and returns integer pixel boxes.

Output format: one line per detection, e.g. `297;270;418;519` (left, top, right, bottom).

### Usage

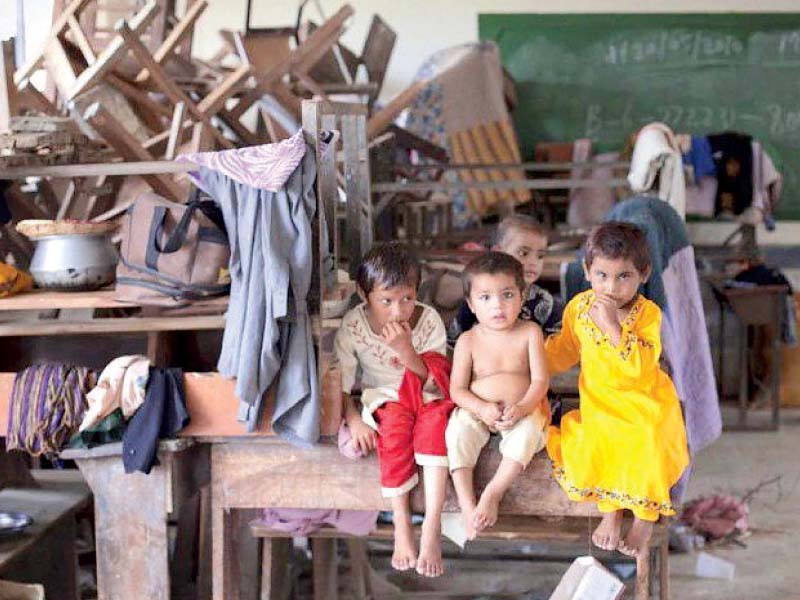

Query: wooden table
0;470;91;600
210;437;598;600
60;439;210;600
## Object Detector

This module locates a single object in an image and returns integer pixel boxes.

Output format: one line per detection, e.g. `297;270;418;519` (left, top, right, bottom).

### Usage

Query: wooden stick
372;178;630;194
165;102;187;160
0;39;18;133
83;103;184;201
0;315;224;337
366;80;426;140
66;13;96;64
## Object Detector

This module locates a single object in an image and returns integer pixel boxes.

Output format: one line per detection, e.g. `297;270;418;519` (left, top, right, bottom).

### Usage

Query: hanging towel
627;122;687;219
79;355;150;431
179;131;321;443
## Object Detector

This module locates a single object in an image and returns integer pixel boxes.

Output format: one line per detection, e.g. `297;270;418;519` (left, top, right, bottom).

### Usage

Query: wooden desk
0;470;91;600
60;440;210;600
210;437;597;600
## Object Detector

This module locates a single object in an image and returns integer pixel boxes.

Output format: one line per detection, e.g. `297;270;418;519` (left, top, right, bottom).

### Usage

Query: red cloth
373;352;454;496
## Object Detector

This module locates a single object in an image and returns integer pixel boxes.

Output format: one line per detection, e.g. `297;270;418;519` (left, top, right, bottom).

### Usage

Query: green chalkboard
479;13;800;219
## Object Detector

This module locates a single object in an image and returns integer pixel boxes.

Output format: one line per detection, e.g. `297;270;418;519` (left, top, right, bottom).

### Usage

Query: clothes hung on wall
179;131;321;443
627;122;687;219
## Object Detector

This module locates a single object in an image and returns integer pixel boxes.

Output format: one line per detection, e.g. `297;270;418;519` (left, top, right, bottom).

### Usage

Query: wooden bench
250;516;669;600
0;470;91;600
210;438;668;600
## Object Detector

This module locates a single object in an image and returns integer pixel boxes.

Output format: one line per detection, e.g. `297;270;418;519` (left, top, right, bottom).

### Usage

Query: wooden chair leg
659;537;670;600
312;538;338;600
635;545;651;600
260;537;292;600
345;538;372;600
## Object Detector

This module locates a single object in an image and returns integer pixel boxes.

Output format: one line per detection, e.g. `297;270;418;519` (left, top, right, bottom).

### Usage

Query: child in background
447;252;550;539
545;222;689;556
448;214;562;346
334;243;453;577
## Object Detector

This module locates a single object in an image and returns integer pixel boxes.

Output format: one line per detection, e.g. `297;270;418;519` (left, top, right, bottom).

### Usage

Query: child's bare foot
473;488;501;532
391;521;417;571
416;518;444;577
592;510;623;551
618;518;653;557
460;503;478;540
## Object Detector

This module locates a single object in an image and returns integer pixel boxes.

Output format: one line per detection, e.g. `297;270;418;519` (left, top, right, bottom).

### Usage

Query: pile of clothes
627;122;782;223
6;356;190;474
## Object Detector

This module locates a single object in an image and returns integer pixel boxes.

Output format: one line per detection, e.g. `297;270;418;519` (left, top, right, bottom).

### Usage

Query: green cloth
67;408;125;449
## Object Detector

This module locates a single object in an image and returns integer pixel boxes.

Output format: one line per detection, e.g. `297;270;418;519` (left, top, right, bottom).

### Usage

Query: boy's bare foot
618;518;653;557
391;521;417;571
460;503;478;540
416;518;444;577
473;488;501;532
592;510;623;551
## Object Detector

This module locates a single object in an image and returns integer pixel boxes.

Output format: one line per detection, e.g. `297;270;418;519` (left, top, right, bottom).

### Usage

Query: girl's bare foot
473;488;501;532
592;510;623;551
618;518;654;557
416;518;444;577
391;520;417;571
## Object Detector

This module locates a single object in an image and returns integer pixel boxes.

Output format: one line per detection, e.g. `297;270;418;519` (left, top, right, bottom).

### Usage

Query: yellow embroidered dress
545;290;689;522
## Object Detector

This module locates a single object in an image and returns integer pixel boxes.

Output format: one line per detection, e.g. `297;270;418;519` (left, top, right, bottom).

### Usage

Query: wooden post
0;39;18;134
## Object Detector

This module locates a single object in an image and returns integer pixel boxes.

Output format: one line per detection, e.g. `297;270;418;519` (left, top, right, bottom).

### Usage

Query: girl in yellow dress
546;222;689;557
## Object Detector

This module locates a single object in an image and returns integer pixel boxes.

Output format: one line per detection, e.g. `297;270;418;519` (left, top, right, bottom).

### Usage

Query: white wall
192;0;800;102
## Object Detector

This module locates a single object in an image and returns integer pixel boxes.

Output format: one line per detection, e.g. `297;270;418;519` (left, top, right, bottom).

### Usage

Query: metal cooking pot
29;233;119;291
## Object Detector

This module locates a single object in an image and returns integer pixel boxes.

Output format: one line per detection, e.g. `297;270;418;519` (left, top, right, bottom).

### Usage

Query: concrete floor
670;408;800;600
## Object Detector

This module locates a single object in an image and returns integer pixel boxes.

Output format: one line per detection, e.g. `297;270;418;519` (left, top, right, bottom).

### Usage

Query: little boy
448;214;562;346
447;252;550;539
335;243;453;577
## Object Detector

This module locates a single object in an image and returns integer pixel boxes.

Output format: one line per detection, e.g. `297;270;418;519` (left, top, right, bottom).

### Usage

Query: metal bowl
0;511;33;537
29;233;119;291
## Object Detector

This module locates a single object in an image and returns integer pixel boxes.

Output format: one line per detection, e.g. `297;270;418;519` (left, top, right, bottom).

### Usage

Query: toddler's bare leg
417;465;447;577
451;467;478;540
389;493;416;571
473;457;523;531
592;508;624;551
619;516;654;557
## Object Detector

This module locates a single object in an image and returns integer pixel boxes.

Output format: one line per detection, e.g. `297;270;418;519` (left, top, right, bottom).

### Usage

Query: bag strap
146;202;200;270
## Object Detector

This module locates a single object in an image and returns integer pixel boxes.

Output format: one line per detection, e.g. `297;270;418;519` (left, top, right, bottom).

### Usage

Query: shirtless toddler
446;252;550;539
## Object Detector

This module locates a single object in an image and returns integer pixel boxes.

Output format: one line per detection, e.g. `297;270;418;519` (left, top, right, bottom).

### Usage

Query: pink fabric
260;508;379;537
681;495;749;540
179;130;307;192
337;421;365;460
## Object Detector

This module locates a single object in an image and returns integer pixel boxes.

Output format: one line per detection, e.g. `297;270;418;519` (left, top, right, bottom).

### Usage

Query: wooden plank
83;102;185;201
66;0;160;101
260;538;292;600
311;538;338;600
483;121;530;203
469;125;514;203
291;5;355;77
366;80;425;139
165;101;186;160
195;64;251;118
107;72;173;119
17;80;61;116
0;314;223;337
0;160;194;179
66;13;97;64
454;129;498;209
41;38;79;101
361;14;396;102
0;39;18;133
371;177;630;194
0;287;226;312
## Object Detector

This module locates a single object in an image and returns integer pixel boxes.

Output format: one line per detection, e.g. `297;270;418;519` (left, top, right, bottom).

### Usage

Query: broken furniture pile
0;0;412;269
